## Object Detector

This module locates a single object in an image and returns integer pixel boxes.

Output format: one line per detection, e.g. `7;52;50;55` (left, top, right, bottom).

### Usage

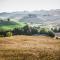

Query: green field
0;21;26;31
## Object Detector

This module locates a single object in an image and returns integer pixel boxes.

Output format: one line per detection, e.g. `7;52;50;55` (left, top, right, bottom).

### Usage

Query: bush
31;28;38;34
47;31;55;38
40;28;48;34
0;31;6;37
23;25;29;35
12;28;23;35
6;32;13;37
0;35;4;37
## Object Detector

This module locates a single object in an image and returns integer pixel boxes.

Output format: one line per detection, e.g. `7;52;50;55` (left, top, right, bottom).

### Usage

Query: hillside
0;35;60;60
0;20;26;31
0;9;60;25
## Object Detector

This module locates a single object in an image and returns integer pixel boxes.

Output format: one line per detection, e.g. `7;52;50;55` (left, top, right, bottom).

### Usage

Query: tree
58;28;60;32
31;28;38;35
40;28;48;34
47;31;55;38
7;18;10;21
23;25;29;35
6;32;13;37
0;31;6;37
12;28;23;35
53;27;58;32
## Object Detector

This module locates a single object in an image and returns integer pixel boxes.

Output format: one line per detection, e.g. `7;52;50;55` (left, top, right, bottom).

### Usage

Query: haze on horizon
0;0;60;12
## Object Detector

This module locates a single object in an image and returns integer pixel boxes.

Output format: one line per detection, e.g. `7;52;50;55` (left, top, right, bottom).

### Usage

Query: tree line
0;24;55;37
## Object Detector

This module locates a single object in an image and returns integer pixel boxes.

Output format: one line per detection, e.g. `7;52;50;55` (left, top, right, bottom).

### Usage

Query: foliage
0;19;56;37
6;32;13;37
30;28;38;35
12;28;24;35
53;28;58;32
0;20;26;31
40;28;48;34
7;18;10;21
0;35;4;37
47;31;55;38
52;27;60;32
22;25;29;35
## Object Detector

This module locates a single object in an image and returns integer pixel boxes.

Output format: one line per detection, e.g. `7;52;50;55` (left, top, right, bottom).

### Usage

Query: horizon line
0;9;60;13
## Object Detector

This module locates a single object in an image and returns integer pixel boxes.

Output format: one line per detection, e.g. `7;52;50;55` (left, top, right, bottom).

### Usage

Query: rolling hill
0;20;26;31
0;9;60;24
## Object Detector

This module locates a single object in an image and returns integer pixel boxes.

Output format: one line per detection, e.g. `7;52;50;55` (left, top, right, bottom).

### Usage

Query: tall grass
0;35;60;60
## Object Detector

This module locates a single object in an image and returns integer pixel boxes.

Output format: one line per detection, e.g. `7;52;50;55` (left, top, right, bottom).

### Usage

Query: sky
0;0;60;12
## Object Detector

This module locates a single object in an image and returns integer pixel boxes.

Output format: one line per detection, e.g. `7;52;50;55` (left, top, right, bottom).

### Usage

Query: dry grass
0;35;60;60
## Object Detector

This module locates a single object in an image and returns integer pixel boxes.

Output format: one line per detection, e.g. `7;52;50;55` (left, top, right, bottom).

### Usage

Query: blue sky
0;0;60;12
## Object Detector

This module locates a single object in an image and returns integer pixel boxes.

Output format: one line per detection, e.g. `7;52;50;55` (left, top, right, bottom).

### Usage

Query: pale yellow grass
0;35;60;60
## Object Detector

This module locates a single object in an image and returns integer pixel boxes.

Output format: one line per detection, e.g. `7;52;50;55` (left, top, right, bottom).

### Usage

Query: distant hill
0;9;60;24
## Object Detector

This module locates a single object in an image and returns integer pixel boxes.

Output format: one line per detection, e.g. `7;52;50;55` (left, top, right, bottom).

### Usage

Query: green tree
53;28;58;32
23;25;29;35
47;31;55;38
58;28;60;32
31;28;38;35
7;18;10;21
40;28;48;34
6;32;13;37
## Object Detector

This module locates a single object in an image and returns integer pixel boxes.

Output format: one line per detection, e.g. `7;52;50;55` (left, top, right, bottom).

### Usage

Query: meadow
0;20;26;31
0;35;60;60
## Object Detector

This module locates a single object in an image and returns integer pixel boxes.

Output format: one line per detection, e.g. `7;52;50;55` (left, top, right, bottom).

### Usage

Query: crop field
0;35;60;60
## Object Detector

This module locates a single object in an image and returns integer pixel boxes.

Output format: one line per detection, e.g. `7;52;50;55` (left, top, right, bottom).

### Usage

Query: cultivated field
0;35;60;60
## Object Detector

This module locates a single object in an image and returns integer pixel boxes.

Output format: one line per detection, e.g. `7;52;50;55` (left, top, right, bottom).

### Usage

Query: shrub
0;35;4;37
40;28;48;34
12;28;23;35
47;31;55;38
31;28;38;34
0;31;6;36
6;32;13;37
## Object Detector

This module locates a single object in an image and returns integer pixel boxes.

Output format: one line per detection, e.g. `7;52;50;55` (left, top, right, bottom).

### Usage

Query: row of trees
0;25;55;37
51;27;60;32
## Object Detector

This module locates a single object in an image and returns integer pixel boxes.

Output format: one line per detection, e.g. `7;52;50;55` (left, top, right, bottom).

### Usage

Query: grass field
0;35;60;60
0;21;26;31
